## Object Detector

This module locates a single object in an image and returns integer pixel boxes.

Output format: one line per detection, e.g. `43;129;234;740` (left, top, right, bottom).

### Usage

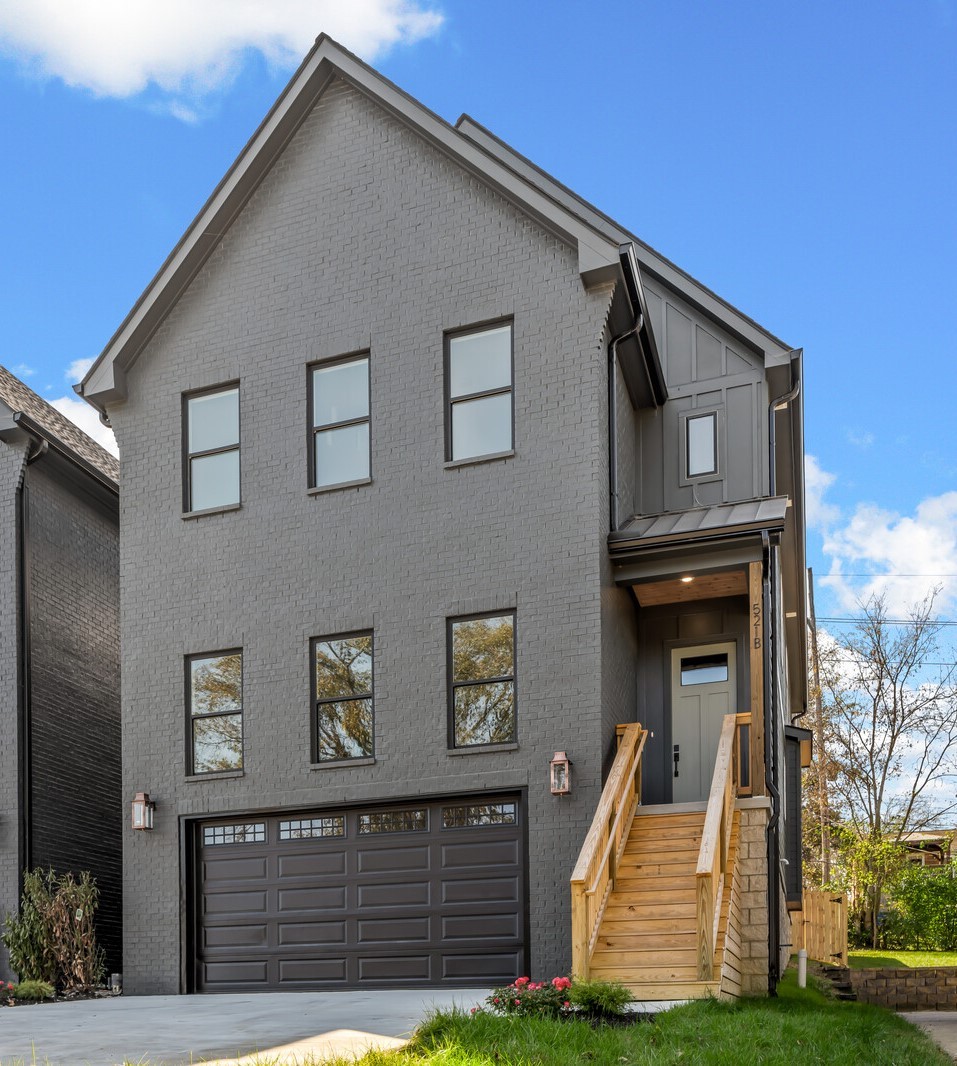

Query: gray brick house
0;367;121;978
79;36;808;998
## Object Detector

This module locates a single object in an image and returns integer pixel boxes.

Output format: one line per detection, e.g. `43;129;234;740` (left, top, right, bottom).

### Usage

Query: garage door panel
357;881;431;909
278;850;347;878
277;886;347;911
441;914;518;940
204;890;268;915
277;920;347;946
357;917;431;943
278;958;348;983
195;794;525;991
356;845;431;873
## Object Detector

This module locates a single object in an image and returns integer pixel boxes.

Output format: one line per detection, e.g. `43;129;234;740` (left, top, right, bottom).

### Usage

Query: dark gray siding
783;736;802;904
636;597;749;804
25;457;121;974
636;284;768;514
110;79;617;993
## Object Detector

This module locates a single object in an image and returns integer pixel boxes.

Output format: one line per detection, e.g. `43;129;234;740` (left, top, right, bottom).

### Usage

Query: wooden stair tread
618;980;720;1000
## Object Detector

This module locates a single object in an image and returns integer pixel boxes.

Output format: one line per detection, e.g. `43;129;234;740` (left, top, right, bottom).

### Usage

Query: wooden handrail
735;712;752;796
570;722;647;978
695;713;739;981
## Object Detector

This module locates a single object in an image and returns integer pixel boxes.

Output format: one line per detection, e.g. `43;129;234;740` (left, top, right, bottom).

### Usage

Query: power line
823;573;957;579
819;617;957;627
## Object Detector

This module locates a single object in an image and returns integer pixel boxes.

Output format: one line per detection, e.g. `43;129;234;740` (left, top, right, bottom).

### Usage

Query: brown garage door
193;794;526;990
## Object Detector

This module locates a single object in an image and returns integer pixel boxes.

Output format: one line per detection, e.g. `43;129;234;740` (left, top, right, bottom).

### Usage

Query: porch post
748;561;767;796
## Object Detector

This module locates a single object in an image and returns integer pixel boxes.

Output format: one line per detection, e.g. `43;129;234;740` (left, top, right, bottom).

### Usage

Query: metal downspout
607;315;642;532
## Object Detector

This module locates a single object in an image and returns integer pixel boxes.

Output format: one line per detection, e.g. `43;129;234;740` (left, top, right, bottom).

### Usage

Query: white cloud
804;454;839;531
0;1;443;113
845;428;875;449
820;492;957;615
12;362;35;377
51;396;119;457
66;357;94;383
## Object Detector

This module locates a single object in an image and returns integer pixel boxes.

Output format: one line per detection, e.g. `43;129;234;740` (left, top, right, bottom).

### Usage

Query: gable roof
0;366;119;485
78;34;791;413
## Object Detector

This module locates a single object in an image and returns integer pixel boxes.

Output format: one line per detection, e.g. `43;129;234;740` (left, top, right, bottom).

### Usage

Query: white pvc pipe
797;948;807;988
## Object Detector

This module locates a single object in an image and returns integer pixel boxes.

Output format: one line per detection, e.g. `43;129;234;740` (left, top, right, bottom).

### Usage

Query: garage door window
358;808;428;833
312;633;374;763
442;802;517;827
188;650;243;774
203;822;264;846
279;816;345;840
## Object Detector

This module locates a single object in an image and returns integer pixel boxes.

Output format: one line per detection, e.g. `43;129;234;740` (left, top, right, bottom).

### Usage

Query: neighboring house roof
78;34;793;413
0;366;119;486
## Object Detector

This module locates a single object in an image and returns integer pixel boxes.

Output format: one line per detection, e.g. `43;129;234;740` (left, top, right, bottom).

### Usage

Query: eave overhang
618;243;668;408
78;35;623;411
0;410;119;494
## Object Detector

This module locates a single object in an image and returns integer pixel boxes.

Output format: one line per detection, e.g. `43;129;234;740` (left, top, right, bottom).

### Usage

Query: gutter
11;412;118;494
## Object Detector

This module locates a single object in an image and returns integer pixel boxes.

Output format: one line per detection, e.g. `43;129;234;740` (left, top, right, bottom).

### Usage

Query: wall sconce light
131;791;155;831
550;751;571;795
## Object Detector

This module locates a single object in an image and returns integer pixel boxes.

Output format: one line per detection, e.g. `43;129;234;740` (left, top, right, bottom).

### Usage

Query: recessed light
680;576;694;584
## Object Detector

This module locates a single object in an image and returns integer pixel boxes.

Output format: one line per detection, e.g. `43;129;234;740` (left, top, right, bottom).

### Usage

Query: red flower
514;976;530;987
551;976;572;991
563;1000;571;1008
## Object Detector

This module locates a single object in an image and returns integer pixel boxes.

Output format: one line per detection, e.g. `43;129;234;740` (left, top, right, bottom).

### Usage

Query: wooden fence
792;889;848;965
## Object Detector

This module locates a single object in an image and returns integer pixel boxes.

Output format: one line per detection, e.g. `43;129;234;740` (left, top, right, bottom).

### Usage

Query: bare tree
815;592;957;944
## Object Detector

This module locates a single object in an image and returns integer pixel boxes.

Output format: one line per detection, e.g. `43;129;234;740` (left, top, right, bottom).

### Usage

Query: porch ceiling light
550;751;571;795
131;791;155;831
680;575;694;583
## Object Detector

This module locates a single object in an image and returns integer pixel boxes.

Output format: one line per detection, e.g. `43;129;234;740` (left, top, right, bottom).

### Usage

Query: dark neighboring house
78;36;807;999
0;367;121;979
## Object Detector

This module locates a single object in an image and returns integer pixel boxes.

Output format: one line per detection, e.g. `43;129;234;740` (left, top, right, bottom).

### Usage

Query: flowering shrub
485;975;574;1019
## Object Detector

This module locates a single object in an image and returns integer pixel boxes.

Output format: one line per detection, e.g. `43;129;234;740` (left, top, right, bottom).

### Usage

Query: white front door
670;642;737;803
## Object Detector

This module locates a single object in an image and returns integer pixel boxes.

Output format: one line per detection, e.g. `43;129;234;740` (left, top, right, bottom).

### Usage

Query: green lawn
307;969;949;1066
849;949;957;969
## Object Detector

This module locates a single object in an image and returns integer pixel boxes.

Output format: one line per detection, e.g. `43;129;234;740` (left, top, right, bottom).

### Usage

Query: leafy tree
808;593;957;946
886;860;957;951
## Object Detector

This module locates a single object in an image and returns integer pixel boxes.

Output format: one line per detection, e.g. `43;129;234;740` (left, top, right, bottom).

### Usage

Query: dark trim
11;412;117;494
310;630;375;764
447;609;517;750
444;318;514;463
307;351;371;491
680;408;722;483
618;243;668;406
185;648;244;776
180;816;194;993
15;479;32;887
182;382;241;513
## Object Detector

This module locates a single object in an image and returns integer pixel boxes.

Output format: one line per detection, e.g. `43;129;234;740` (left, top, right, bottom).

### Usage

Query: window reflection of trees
314;635;373;760
451;615;515;746
190;653;243;772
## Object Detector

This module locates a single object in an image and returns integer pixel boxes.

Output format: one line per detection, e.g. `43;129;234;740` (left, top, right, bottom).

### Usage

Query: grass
849;949;957;969
1;971;948;1066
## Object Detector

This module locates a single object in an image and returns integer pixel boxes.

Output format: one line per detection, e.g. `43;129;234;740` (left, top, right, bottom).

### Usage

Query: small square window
446;323;513;461
684;410;719;480
309;355;370;489
188;651;243;774
184;385;240;511
449;613;515;747
312;633;374;762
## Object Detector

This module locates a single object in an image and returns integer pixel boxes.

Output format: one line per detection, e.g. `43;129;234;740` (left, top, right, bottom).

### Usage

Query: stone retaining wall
849;968;957;1010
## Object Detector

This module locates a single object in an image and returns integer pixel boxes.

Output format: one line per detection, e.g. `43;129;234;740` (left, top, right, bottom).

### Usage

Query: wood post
748;561;766;796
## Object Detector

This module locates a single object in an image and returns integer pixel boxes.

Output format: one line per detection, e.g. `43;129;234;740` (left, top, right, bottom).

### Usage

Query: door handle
673;744;680;777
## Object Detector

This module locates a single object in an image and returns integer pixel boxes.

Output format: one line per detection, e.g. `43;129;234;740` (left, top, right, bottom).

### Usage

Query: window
446;322;513;461
312;633;374;762
203;823;264;845
309;355;370;488
449;613;515;747
442;802;517;828
188;651;243;774
184;385;240;511
685;410;718;479
358;809;428;834
279;816;345;840
680;653;729;686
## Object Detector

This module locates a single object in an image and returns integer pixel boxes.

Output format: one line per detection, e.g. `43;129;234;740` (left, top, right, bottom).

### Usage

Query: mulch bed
2;988;115;1007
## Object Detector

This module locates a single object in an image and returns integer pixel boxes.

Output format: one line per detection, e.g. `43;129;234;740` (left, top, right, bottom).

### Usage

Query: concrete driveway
0;989;487;1066
899;1011;957;1061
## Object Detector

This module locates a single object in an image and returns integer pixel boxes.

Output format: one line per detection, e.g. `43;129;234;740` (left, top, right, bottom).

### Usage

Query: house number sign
752;601;762;649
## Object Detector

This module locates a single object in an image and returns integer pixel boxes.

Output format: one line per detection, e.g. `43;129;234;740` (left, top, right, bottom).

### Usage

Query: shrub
10;979;54;1002
568;976;632;1016
485;975;573;1018
885;862;957;951
1;868;105;990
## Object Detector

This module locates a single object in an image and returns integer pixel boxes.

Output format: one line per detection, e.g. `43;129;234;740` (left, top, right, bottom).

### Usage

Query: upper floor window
683;410;719;480
446;322;513;462
313;632;374;762
188;650;243;774
449;612;516;747
184;385;240;512
309;355;370;489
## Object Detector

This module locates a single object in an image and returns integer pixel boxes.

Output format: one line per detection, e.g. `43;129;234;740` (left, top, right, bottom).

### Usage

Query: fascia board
456;114;794;361
80;36;619;408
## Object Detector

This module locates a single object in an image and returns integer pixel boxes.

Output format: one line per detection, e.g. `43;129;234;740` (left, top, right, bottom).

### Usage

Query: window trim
679;407;722;485
182;382;241;514
307;352;372;491
444;319;514;463
310;630;375;764
186;648;244;777
447;609;517;750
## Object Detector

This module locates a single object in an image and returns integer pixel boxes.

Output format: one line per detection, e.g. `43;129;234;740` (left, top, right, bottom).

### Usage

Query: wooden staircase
571;717;748;1001
588;804;739;999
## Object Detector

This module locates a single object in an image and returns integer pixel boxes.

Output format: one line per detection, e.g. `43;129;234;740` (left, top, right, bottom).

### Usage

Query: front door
670;642;736;803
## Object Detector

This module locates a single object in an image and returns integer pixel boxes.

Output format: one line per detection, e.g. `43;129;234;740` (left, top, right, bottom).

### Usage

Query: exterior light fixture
131;791;155;831
550;751;571;795
680;575;694;584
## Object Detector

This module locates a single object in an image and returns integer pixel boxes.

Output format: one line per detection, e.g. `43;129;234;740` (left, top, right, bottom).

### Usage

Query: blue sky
1;1;954;623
